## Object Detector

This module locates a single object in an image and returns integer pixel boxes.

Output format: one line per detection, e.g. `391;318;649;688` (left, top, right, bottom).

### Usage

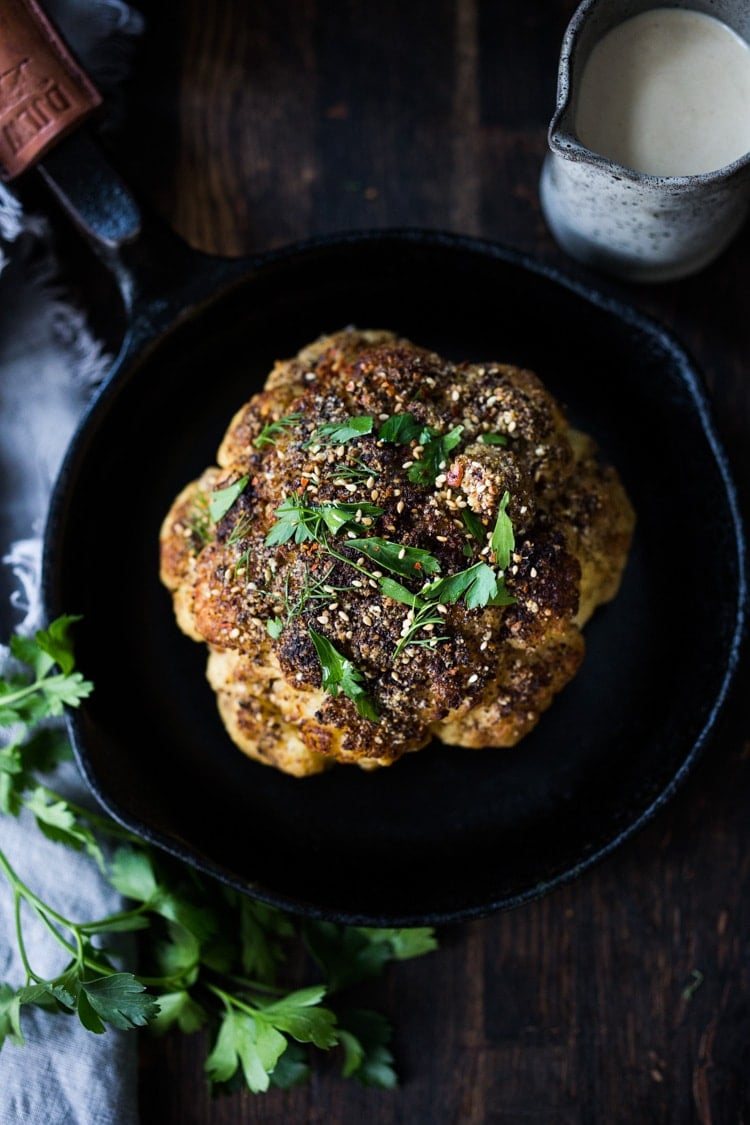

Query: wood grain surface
106;2;750;1121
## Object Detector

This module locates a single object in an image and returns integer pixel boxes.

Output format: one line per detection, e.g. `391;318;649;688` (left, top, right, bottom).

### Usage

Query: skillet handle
0;0;142;251
1;0;253;341
0;0;102;179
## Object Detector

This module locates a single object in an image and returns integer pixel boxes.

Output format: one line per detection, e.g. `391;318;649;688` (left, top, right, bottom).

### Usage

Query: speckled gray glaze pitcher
540;0;750;282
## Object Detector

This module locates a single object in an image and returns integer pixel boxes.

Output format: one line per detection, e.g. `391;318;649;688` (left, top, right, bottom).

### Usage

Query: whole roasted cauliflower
160;328;634;776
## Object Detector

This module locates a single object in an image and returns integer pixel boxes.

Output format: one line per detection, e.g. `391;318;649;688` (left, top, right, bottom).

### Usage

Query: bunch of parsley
0;617;437;1093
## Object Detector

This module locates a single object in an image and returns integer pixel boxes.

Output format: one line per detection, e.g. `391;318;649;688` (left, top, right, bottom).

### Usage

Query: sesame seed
229;628;240;639
468;673;479;684
397;547;406;559
396;500;405;513
451;390;460;402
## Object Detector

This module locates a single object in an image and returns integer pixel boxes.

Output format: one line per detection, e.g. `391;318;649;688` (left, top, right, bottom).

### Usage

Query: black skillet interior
43;231;746;925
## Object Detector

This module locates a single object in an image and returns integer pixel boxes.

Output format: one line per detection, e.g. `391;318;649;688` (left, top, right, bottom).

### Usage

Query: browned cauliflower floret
159;328;635;777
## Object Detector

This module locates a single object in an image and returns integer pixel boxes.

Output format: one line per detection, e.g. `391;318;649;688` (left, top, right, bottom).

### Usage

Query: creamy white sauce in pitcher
574;8;750;177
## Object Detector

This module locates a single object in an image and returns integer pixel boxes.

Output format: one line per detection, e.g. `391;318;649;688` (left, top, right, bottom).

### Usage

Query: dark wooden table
103;2;750;1121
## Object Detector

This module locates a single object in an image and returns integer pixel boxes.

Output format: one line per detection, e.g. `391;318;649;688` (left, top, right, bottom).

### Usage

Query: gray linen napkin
0;3;145;1121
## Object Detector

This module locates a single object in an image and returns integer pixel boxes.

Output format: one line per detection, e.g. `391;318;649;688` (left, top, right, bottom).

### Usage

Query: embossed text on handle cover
0;0;101;180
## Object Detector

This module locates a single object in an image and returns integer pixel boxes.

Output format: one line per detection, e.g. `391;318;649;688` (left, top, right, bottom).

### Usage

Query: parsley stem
1;678;57;708
206;981;262;1017
13;887;37;983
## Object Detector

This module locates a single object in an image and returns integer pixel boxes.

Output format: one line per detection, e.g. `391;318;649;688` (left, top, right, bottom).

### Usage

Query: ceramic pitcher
540;0;750;282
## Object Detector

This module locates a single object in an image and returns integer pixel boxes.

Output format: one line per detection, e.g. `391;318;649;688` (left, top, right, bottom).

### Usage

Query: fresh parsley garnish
308;627;379;721
265;495;383;547
209;476;249;522
377;413;425;444
479;432;508;446
490;490;514;570
0;616;436;1090
461;508;486;545
423;561;515;610
408;424;463;487
378;412;464;487
346;538;441;580
306;416;374;447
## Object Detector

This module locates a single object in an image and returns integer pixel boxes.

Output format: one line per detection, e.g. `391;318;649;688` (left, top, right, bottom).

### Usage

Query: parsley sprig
265;495;383;546
378;412;464;487
309;628;379;721
0;618;437;1091
305;416;374;447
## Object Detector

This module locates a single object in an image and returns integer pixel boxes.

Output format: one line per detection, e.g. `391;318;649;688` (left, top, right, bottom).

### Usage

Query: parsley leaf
377;412;424;444
461;508;486;545
491;490;515;570
206;1005;286;1093
338;1008;398;1088
79;973;160;1031
479;432;508;446
303;922;437;992
307;416;374;446
423;562;514;610
209;476;249;522
377;576;425;608
408;425;463;487
379;414;464;487
0;618;92;727
308;628;379;721
346;537;441;580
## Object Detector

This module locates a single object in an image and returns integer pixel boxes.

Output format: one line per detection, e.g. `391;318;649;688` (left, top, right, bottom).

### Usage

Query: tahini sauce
574;8;750;177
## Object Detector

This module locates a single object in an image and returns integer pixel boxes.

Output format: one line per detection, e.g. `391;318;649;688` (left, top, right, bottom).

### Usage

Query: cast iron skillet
36;133;746;927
